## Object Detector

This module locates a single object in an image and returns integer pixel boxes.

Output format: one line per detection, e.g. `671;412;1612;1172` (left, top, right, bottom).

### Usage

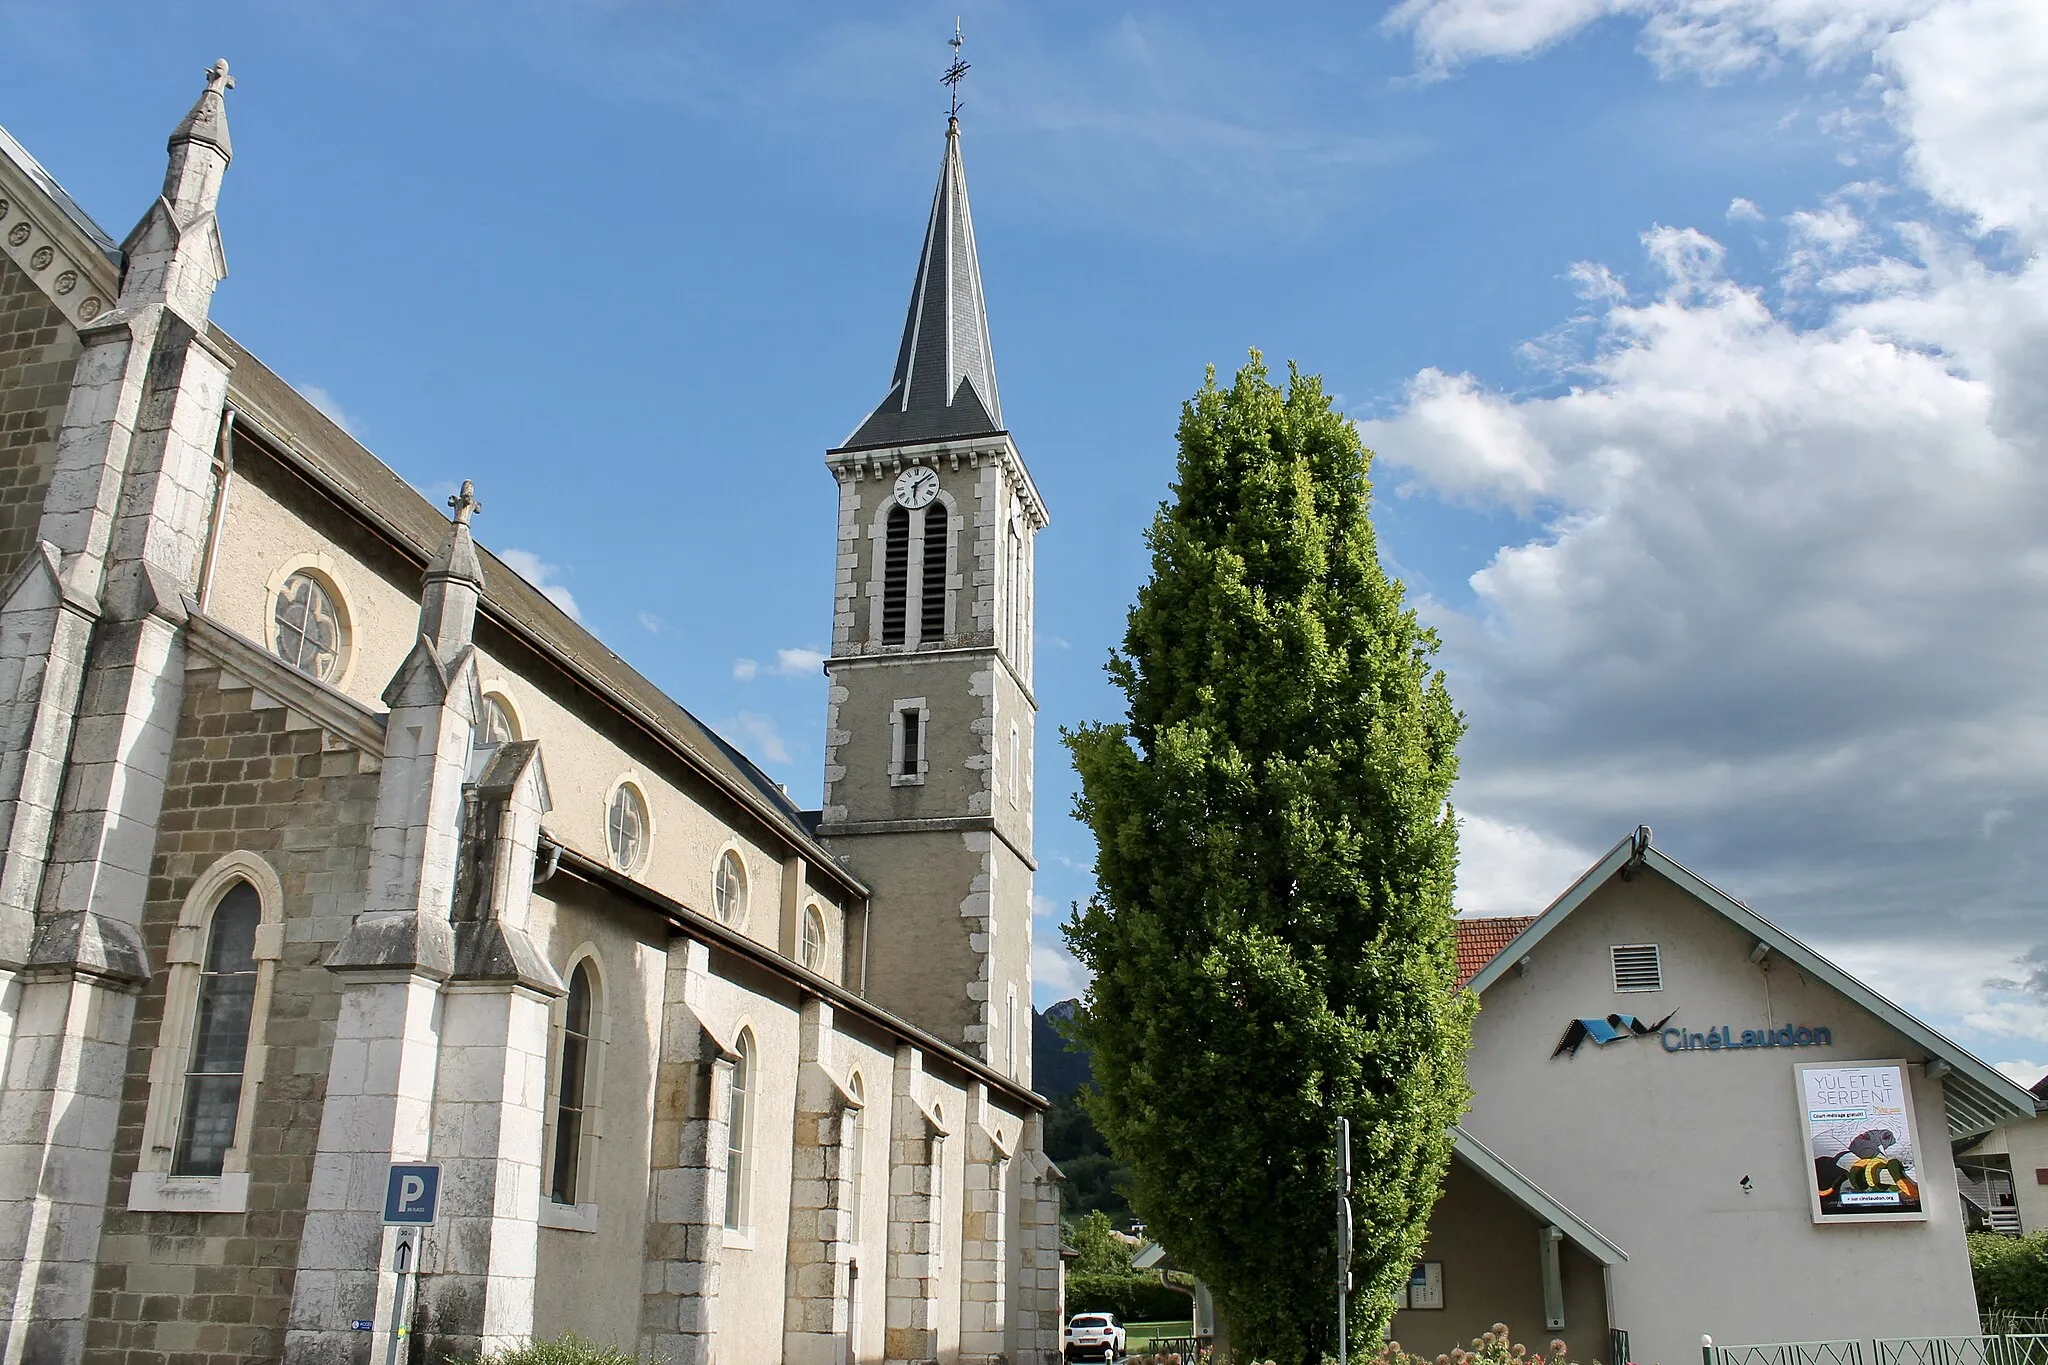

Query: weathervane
942;18;969;122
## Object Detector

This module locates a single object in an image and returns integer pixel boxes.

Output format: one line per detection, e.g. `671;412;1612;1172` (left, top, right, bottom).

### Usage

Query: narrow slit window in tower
882;506;910;645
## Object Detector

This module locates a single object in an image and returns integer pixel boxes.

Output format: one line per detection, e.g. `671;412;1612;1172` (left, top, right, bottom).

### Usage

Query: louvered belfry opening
882;505;910;644
921;503;948;641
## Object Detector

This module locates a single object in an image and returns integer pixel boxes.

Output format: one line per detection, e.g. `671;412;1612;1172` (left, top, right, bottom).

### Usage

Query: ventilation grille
1611;943;1663;992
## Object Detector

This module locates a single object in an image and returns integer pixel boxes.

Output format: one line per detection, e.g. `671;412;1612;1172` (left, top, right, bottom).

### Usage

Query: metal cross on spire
448;480;483;527
942;18;969;122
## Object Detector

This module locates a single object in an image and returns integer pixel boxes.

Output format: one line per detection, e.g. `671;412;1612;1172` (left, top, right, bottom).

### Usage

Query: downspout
858;894;874;998
196;407;236;613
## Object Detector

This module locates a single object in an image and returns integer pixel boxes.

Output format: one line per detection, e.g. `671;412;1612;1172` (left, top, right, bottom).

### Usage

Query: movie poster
1797;1061;1925;1223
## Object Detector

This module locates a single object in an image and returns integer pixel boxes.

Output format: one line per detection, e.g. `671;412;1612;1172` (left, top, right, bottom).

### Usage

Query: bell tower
818;107;1047;1079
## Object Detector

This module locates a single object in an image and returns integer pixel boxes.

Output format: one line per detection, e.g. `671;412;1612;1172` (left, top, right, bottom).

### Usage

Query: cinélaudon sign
1553;1011;1834;1059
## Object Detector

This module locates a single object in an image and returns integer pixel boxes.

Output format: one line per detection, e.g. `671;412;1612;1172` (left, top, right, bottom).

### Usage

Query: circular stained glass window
272;572;343;682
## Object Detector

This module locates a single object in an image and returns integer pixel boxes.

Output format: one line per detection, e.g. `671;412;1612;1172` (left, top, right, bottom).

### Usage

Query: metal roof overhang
1464;834;2037;1140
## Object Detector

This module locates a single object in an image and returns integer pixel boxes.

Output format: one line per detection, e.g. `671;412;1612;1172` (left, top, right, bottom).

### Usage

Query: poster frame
1794;1058;1927;1226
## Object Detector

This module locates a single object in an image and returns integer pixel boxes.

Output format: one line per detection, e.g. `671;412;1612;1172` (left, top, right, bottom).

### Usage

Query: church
0;58;1061;1364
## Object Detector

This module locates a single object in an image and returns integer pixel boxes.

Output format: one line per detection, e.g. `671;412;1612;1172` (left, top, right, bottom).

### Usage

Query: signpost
382;1164;439;1365
1337;1117;1353;1365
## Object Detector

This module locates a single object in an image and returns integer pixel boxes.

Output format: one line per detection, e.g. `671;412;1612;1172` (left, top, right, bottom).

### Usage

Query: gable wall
1464;871;1976;1363
0;249;80;582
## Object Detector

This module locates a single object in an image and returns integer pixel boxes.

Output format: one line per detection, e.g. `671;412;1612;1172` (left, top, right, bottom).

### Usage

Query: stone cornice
815;813;1037;872
183;606;387;756
0;152;120;331
825;433;1049;531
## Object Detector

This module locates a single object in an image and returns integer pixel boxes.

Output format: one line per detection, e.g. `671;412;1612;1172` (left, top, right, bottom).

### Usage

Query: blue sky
7;0;2047;1078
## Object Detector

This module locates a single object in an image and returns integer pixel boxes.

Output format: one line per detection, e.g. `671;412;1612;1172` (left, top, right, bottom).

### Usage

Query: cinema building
1394;829;2034;1365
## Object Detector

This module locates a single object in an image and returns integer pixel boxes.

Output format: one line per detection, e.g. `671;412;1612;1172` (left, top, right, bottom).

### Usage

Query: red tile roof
1455;916;1537;987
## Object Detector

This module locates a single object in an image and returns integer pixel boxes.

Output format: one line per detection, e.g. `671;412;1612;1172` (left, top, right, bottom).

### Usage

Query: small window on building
478;693;520;746
551;961;598;1205
725;1028;755;1231
272;570;345;683
607;782;648;873
892;700;929;785
1008;722;1021;807
1006;985;1019;1080
173;881;262;1177
801;906;827;974
1612;943;1663;992
930;1128;946;1271
713;849;747;924
847;1072;865;1245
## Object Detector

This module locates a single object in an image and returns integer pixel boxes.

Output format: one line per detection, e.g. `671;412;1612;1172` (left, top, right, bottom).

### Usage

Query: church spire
840;36;1003;450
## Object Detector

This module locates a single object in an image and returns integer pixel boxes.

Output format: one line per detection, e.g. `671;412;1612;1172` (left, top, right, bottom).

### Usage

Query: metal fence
1706;1337;2048;1365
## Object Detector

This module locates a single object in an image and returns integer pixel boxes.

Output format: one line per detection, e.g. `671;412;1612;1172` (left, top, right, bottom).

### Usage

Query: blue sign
383;1164;440;1224
351;1320;375;1331
1662;1023;1831;1053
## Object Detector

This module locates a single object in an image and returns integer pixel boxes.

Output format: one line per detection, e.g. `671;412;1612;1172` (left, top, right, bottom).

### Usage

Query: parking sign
383;1164;440;1224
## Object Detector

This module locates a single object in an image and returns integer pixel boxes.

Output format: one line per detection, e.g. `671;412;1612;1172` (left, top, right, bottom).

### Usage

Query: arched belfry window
551;961;598;1205
920;502;949;641
174;882;261;1177
882;506;911;645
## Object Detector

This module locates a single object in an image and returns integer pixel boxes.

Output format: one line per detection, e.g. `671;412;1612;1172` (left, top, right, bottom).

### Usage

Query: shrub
1971;1231;2048;1316
1375;1321;1596;1365
1068;1271;1197;1323
477;1335;651;1365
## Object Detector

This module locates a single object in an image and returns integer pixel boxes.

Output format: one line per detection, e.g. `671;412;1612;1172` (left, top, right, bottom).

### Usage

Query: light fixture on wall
1739;1175;1753;1194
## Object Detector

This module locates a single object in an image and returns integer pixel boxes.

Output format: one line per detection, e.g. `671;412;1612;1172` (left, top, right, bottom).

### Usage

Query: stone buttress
0;62;236;1365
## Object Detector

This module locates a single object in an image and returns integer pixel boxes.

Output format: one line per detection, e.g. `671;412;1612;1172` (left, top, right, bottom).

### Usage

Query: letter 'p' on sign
383;1164;440;1225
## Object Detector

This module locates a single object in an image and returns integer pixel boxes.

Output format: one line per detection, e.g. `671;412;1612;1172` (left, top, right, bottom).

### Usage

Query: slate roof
1455;915;1537;987
839;119;1004;451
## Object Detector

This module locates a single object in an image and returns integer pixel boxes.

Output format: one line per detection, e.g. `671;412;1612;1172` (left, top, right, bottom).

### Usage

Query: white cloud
1033;945;1090;1004
728;711;793;765
1360;0;2048;1059
497;548;583;622
1997;1060;2048;1088
1457;813;1595;915
775;647;826;676
638;611;663;635
733;648;826;681
298;383;358;437
1727;196;1765;222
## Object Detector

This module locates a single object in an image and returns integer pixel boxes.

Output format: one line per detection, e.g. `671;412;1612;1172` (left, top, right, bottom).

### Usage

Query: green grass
1125;1320;1195;1351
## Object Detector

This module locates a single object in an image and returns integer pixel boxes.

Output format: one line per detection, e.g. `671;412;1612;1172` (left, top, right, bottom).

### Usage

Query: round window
713;850;747;924
800;906;827;973
606;783;648;873
272;571;344;682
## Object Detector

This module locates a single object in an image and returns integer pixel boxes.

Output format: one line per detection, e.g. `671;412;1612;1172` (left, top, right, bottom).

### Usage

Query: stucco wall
1392;1162;1608;1358
1463;872;1979;1365
1991;1118;2048;1235
209;443;849;964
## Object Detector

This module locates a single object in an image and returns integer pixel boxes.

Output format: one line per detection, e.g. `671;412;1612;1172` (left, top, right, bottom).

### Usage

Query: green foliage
1067;1271;1198;1324
476;1335;652;1365
1070;1209;1139;1275
1971;1232;2048;1315
1378;1322;1591;1365
1046;1090;1134;1221
1064;354;1473;1363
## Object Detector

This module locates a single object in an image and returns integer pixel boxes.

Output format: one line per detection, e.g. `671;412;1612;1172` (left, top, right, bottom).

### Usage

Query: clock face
894;466;940;510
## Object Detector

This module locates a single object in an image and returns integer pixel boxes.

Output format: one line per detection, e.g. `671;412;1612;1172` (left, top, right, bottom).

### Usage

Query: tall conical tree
1065;354;1472;1363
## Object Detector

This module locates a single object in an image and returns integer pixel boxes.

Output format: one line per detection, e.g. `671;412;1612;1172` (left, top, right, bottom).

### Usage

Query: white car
1065;1312;1127;1361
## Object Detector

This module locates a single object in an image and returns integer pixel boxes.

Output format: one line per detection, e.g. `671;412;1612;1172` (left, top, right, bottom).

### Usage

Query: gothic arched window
847;1071;866;1245
174;881;262;1177
725;1028;755;1231
920;502;948;641
550;961;598;1205
881;506;911;645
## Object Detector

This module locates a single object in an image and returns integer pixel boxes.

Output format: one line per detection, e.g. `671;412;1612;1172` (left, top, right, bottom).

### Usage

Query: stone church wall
85;662;380;1364
0;251;80;583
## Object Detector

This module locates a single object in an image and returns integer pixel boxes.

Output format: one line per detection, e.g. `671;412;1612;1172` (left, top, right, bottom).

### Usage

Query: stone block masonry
0;252;79;585
84;663;378;1365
